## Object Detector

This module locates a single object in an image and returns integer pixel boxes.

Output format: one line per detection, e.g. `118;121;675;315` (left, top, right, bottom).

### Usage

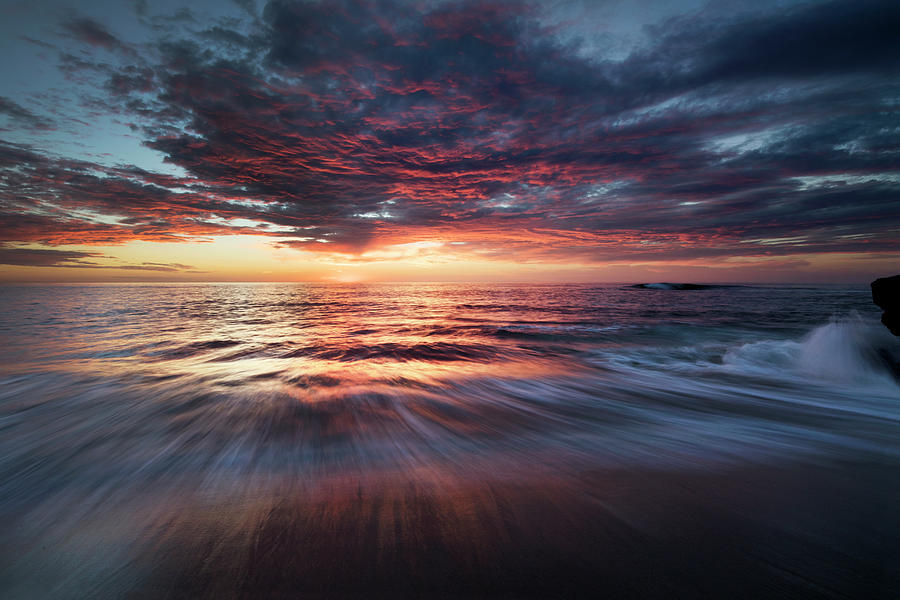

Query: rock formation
871;275;900;336
631;283;719;290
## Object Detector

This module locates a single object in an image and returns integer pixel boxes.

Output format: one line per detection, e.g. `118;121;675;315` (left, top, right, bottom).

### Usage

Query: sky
0;0;897;283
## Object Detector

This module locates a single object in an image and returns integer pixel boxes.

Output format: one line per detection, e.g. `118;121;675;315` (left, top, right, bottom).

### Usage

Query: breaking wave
723;314;900;387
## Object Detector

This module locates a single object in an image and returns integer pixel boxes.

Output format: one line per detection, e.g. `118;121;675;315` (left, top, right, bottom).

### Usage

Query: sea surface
1;283;898;598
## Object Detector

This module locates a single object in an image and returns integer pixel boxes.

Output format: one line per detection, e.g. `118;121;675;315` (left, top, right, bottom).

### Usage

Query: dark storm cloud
0;247;100;267
0;245;199;271
2;0;898;262
646;0;900;84
0;97;52;130
0;140;295;246
61;16;136;56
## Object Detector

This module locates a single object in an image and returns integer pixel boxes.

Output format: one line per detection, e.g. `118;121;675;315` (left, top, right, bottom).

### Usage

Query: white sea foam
723;314;899;389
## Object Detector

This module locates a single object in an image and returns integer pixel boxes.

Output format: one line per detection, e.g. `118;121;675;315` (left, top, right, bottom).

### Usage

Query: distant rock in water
871;274;900;336
631;283;723;290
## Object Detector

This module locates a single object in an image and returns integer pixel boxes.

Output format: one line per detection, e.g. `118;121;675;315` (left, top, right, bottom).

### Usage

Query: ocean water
1;283;898;598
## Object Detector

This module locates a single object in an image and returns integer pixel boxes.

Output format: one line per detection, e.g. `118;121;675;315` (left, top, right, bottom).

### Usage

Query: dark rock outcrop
872;275;900;336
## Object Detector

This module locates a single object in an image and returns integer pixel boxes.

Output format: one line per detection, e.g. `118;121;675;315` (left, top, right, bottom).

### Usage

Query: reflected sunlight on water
1;283;898;598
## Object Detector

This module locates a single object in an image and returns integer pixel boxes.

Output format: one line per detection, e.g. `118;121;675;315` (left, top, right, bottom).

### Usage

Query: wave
4;283;896;598
5;316;896;500
151;339;242;359
723;314;900;386
281;341;501;362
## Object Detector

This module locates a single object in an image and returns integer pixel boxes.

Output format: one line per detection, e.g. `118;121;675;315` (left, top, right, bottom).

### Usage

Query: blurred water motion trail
1;283;899;598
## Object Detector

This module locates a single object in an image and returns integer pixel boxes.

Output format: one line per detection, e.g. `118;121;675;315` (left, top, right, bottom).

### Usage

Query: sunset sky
0;0;897;283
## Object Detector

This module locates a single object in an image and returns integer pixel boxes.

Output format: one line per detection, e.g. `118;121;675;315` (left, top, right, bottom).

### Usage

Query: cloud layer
1;0;898;272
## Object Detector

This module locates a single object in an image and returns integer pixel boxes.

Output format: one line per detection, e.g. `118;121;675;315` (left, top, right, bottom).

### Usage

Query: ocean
1;283;898;598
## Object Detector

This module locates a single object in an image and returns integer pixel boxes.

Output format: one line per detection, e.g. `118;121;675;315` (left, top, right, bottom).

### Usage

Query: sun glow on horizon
1;232;896;284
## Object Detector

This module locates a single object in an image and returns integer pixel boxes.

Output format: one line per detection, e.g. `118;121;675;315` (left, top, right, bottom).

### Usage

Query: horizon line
0;280;880;286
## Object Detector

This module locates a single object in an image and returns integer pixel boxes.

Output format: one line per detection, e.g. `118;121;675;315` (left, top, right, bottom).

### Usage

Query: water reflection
0;283;897;597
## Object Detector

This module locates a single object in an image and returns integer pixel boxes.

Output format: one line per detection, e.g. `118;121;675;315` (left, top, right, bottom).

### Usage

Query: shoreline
120;459;900;599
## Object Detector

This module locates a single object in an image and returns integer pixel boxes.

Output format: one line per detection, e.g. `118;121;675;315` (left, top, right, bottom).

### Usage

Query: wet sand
130;460;900;599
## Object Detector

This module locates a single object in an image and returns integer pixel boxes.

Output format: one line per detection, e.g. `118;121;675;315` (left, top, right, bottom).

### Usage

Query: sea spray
723;313;900;388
